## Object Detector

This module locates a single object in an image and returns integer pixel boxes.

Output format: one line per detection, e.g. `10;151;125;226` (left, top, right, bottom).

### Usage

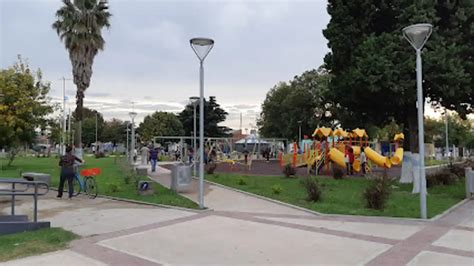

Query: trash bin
171;164;192;192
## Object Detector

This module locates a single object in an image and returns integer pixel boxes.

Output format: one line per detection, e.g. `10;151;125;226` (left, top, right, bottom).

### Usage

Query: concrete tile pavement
2;162;473;265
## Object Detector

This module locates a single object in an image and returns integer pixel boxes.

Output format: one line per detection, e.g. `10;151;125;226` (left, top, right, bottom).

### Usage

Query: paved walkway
1;164;473;265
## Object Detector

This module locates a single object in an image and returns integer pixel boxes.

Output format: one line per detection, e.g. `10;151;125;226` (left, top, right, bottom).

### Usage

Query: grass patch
0;228;77;262
206;173;465;218
425;159;448;166
0;156;198;209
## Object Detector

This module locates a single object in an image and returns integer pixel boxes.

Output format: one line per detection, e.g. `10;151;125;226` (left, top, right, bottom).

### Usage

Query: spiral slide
328;148;361;172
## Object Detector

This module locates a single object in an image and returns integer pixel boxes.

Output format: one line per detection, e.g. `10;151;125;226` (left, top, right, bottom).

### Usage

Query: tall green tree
0;56;54;165
101;118;127;145
179;96;231;137
72;108;105;146
258;68;333;139
52;0;111;153
138;112;184;142
323;0;473;152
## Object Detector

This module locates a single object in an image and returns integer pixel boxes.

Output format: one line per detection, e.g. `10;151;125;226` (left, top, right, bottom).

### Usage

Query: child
344;146;350;175
360;148;367;175
348;147;355;175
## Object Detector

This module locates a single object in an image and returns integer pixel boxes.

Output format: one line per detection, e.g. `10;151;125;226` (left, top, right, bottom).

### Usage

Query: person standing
149;147;159;172
57;146;83;199
344;146;350;175
348;147;355;175
360;148;367;175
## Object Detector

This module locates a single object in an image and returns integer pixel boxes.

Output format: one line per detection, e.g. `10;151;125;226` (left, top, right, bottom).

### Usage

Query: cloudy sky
1;0;332;130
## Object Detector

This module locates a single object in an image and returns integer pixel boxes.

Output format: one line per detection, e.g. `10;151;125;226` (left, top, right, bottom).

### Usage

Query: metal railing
0;179;49;222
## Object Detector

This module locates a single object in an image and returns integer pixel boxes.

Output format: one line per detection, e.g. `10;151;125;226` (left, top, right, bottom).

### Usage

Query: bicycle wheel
85;177;98;199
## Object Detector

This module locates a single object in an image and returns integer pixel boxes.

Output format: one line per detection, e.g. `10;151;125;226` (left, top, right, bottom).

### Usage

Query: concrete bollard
465;167;473;199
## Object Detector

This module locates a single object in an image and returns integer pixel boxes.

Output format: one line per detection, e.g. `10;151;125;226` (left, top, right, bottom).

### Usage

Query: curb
203;178;325;217
430;198;472;221
202;178;468;222
49;187;207;213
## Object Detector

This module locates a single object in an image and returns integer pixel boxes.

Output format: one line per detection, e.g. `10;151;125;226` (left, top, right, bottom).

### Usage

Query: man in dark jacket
57;146;83;199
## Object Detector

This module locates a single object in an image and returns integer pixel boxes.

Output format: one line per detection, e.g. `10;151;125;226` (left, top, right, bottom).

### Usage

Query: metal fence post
11;183;15;215
34;183;38;223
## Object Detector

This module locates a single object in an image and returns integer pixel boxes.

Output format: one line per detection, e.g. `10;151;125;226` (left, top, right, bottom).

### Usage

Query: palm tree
52;0;111;153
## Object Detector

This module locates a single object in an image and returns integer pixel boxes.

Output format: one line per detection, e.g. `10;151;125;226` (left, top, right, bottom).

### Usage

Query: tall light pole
60;77;71;155
129;112;137;164
95;112;98;154
190;96;199;176
297;120;302;146
190;37;214;209
445;110;449;158
125;121;130;160
403;23;432;219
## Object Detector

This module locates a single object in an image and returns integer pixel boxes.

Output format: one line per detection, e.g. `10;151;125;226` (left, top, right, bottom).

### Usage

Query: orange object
80;168;101;177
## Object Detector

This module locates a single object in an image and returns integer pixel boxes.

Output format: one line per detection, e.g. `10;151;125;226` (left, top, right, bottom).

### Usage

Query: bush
283;164;296;178
427;169;458;187
238;177;247;186
206;162;217;174
332;166;344;180
300;176;322;202
271;184;283;195
363;176;391;210
95;152;106;158
124;174;132;184
107;183;122;193
448;163;466;179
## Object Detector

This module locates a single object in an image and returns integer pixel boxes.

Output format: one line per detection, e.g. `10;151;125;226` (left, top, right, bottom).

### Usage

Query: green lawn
206;173;465;218
0;156;198;209
0;228;77;262
425;159;448;166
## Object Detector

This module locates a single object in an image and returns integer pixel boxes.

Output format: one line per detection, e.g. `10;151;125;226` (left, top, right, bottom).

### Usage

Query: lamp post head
189;96;200;106
129;112;137;120
190;38;214;61
403;23;432;50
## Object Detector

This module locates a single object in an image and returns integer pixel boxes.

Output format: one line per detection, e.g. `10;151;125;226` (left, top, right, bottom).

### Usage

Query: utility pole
95;112;98;154
60;77;71;155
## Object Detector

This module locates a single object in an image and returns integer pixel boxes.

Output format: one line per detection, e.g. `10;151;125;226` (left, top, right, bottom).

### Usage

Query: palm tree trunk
74;88;85;158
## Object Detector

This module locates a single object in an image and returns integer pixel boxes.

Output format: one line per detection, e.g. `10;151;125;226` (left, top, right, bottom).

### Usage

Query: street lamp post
95;112;98;155
445;110;449;158
125;121;130;160
403;23;432;219
190;37;214;209
129;112;137;164
297;120;302;146
190;96;199;176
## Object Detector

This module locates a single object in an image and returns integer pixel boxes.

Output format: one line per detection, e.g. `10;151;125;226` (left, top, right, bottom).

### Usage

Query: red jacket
348;152;355;163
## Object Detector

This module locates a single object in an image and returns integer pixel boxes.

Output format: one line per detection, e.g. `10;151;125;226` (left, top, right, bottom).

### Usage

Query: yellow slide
365;147;392;168
390;148;404;165
328;148;361;172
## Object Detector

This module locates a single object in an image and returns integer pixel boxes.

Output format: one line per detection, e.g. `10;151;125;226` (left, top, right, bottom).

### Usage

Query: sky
1;0;447;132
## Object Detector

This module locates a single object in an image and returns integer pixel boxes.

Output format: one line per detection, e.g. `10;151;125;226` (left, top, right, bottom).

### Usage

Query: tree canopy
258;68;333;139
101;118;127;145
178;96;231;137
72;107;105;146
0;56;54;165
323;0;473;151
138;111;184;142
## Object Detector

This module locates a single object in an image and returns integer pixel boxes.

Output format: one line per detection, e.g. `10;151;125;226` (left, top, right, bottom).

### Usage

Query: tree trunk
74;88;84;151
403;105;418;153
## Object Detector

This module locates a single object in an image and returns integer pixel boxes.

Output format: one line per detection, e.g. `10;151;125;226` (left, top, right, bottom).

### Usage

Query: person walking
57;146;83;199
360;147;367;175
149;147;159;172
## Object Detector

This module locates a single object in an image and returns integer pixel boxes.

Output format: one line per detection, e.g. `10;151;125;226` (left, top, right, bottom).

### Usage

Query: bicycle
66;167;100;199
